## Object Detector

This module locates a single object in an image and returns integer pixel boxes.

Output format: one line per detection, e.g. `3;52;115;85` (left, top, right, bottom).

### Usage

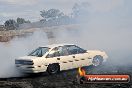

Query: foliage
4;18;31;30
4;19;18;30
17;18;30;24
72;2;89;17
40;9;64;21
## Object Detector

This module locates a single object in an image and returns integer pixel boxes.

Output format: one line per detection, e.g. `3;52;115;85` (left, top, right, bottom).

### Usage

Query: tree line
3;2;88;30
4;18;30;30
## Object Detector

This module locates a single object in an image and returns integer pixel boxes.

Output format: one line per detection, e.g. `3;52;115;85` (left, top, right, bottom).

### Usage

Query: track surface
0;62;132;88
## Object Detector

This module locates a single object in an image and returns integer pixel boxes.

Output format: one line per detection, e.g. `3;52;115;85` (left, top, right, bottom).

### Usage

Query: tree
17;17;30;24
4;18;31;30
72;3;80;18
72;2;89;17
72;2;90;22
4;19;18;30
40;9;64;21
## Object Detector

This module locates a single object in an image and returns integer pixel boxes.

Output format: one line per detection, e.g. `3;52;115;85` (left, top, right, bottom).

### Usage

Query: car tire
92;55;103;66
47;63;60;75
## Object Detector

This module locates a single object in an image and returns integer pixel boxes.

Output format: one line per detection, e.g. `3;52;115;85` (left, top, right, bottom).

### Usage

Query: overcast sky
0;0;132;25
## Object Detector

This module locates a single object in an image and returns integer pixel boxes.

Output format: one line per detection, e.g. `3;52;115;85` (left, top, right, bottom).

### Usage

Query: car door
46;46;74;70
29;47;49;71
66;45;91;68
57;46;75;70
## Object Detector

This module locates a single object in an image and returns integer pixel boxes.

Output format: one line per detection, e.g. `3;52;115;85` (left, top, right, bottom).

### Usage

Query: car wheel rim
49;65;58;73
93;58;100;66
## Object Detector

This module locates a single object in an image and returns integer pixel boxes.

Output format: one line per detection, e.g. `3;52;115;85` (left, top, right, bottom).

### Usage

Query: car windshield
28;47;49;57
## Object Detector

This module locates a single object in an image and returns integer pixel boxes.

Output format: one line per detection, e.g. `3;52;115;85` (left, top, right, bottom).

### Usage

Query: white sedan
15;44;108;74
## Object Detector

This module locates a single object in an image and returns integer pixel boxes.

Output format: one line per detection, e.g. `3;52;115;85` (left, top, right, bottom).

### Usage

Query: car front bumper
15;64;47;73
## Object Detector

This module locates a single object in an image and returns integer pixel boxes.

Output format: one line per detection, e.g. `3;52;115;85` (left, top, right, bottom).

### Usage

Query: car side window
46;47;59;58
28;47;49;57
66;45;86;55
46;46;69;58
59;46;69;56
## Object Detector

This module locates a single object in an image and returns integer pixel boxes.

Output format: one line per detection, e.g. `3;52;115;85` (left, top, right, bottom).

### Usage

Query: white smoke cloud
0;30;48;78
88;0;124;12
0;0;39;5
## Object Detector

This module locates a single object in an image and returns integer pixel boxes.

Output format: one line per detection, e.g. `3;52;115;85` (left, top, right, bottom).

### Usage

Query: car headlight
23;61;34;65
15;60;20;64
15;60;34;65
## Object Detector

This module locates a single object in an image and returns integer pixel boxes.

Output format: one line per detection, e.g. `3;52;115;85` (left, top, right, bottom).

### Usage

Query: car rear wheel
47;63;60;75
92;55;103;66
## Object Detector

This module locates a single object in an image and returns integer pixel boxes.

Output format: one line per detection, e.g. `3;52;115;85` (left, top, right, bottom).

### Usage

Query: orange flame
78;67;86;76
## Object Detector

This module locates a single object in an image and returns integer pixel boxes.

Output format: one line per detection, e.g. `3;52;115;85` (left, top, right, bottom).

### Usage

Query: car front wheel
47;64;60;75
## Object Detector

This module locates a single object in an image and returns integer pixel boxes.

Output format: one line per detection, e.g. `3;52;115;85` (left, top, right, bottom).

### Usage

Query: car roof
41;43;75;48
